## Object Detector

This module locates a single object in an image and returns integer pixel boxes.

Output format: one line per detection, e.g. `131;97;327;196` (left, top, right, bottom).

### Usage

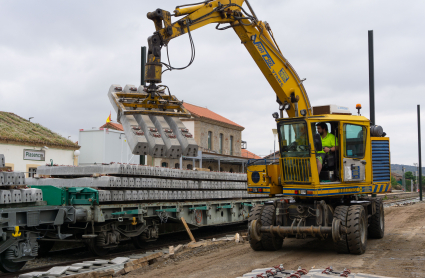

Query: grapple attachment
108;84;198;158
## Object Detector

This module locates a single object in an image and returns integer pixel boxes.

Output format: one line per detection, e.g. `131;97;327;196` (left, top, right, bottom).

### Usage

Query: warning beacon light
356;104;362;116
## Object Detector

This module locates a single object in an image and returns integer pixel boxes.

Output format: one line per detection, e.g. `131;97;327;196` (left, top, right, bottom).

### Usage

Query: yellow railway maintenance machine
115;0;390;255
247;109;389;254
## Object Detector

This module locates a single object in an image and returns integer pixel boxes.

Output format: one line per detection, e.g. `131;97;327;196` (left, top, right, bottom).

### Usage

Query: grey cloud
0;0;424;165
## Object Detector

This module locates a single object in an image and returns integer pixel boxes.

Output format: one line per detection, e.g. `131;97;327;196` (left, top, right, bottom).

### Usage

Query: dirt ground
128;202;425;278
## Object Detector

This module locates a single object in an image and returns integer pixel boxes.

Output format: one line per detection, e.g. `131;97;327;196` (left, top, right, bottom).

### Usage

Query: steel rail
0;227;247;278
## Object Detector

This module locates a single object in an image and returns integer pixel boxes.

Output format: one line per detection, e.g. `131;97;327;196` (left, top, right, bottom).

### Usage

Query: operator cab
277;104;369;185
310;122;340;183
277;120;341;184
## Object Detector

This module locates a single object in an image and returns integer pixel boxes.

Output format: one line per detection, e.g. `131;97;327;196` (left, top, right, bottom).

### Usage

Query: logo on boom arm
252;34;289;86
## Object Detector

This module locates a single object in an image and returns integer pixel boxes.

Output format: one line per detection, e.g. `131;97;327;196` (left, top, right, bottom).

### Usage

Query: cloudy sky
1;0;424;165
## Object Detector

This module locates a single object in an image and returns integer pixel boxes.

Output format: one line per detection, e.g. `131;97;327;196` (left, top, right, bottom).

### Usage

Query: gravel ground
21;223;247;271
124;201;425;278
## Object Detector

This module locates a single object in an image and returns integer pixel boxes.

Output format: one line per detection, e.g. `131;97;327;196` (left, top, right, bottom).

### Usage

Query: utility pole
418;104;423;200
368;30;376;197
402;166;406;191
368;30;375;126
140;46;147;166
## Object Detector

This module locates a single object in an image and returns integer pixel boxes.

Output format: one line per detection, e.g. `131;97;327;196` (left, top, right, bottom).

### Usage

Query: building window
219;133;223;154
230;136;234;156
220;167;223;172
208;131;212;150
28;168;37;178
208;166;213;171
229;168;234;173
175;163;180;169
161;162;168;167
187;164;193;170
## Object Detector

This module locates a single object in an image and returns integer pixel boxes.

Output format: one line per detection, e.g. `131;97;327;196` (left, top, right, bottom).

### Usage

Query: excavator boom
110;0;311;132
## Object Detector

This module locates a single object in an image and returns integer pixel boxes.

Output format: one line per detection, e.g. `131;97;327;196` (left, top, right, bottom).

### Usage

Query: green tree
391;176;398;186
405;171;415;181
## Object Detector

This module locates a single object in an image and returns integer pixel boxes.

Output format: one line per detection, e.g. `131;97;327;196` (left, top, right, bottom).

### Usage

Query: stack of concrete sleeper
0;154;43;204
28;164;268;203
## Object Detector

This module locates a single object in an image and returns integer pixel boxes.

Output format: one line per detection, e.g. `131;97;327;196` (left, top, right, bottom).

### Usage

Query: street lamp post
413;163;418;192
402;167;406;191
272;129;278;160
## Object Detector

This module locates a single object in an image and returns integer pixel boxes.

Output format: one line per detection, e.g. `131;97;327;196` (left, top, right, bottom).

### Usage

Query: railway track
380;192;419;206
0;224;247;278
383;197;420;206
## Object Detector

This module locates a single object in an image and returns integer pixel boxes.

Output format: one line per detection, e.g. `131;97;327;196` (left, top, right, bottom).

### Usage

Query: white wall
79;130;105;164
0;143;74;176
78;129;140;165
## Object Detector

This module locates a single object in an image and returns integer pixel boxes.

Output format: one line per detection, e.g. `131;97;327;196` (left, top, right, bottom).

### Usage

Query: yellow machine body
247;114;391;198
247;164;282;195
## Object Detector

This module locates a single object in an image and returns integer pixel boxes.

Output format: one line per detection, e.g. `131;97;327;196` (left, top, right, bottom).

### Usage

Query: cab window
344;124;366;158
279;122;309;157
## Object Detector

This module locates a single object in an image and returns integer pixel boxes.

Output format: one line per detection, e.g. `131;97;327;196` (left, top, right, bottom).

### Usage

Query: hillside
391;164;425;176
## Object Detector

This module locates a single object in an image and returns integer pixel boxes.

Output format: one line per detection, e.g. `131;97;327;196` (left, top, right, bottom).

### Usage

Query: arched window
187;164;193;170
229;168;234;173
220;167;223;172
161;162;168;167
175;163;180;169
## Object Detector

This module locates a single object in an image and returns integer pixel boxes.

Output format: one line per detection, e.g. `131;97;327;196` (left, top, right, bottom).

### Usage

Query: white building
0;111;80;177
78;125;141;165
93;104;261;172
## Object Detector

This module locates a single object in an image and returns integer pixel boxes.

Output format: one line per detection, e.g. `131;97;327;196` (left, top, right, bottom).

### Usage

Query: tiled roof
241;149;262;159
0;111;80;149
100;122;124;131
263;150;280;159
183;103;244;129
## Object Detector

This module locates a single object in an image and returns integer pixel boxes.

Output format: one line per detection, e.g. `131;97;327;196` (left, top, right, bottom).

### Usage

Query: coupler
250;218;347;243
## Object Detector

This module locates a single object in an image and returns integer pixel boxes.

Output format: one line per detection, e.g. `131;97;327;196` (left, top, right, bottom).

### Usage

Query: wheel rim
360;213;366;245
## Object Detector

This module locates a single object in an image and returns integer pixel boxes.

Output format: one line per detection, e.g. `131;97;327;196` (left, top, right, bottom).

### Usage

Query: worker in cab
315;122;338;174
295;125;308;146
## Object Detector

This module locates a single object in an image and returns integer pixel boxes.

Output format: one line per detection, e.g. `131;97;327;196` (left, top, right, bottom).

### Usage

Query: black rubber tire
333;205;350;254
346;205;367;255
248;204;264;251
260;205;283;251
0;251;27;273
368;198;385;239
37;241;55;256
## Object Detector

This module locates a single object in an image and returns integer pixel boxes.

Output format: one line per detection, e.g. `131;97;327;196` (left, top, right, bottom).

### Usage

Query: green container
31;185;67;206
68;187;99;205
30;186;99;206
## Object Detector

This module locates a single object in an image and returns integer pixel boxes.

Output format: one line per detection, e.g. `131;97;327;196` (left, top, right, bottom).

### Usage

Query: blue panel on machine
372;140;390;182
352;166;360;179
